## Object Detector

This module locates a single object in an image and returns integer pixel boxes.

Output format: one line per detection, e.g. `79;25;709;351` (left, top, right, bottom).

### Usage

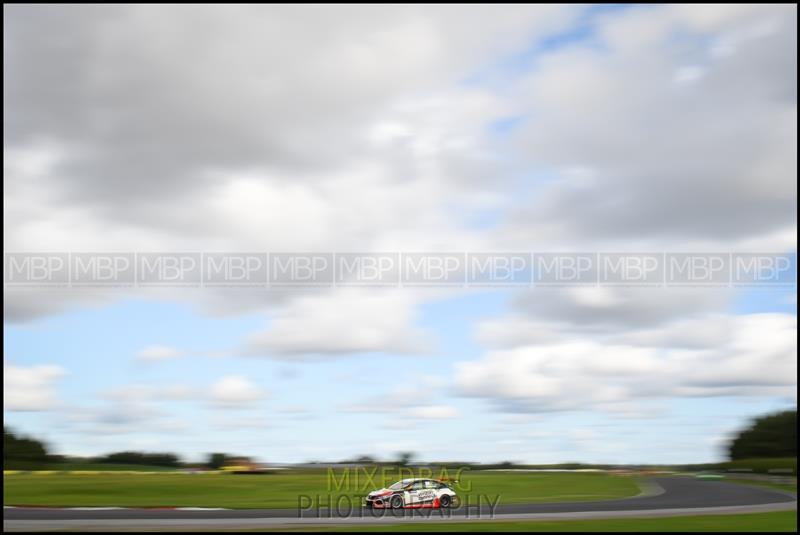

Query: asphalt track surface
4;476;797;530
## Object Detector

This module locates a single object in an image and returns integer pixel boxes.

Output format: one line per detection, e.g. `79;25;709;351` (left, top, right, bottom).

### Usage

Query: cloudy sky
4;4;797;464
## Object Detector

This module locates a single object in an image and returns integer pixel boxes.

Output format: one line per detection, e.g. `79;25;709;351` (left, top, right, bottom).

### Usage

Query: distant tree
208;453;228;470
4;427;50;468
729;409;797;460
98;451;181;467
396;451;414;466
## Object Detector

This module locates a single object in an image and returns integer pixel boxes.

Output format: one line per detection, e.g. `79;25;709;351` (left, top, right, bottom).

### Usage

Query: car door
406;480;425;504
417;479;437;504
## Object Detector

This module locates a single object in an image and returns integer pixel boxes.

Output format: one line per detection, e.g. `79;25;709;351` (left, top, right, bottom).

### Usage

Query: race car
364;478;458;509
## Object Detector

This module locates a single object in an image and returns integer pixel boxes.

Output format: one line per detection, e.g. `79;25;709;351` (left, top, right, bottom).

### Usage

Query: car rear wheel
390;495;404;509
439;494;451;508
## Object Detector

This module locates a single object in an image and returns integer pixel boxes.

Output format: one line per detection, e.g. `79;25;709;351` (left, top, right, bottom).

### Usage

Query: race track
4;476;796;531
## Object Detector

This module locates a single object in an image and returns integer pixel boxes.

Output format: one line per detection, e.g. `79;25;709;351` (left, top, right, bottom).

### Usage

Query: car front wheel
439;494;451;508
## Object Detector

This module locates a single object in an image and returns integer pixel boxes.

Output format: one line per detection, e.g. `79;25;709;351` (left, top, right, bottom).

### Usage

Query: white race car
365;478;458;509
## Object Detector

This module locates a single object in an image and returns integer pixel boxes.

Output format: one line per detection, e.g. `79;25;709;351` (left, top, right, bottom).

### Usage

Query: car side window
411;481;425;490
425;480;437;489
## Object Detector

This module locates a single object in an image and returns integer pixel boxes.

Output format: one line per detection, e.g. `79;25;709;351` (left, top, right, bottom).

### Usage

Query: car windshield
388;480;411;491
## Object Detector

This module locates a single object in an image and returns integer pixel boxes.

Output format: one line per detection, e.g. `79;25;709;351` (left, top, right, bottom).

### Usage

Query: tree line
4;427;180;468
728;409;796;460
4;427;50;469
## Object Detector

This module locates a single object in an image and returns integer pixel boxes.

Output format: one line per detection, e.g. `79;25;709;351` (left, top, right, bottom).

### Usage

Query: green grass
258;511;798;532
3;470;640;509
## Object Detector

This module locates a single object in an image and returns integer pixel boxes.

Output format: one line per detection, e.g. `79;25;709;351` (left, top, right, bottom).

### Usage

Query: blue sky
3;4;797;465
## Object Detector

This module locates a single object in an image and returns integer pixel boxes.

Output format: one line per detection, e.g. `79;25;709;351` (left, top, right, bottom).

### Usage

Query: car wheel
390;495;404;509
439;494;451;508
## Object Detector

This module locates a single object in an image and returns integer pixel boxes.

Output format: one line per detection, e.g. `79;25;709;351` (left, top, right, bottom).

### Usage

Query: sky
3;4;797;465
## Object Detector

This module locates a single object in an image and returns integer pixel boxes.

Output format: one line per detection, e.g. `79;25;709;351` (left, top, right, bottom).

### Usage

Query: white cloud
210;375;267;408
4;362;66;411
136;345;185;361
5;5;794;350
479;287;733;343
673;65;706;85
52;379;262;437
101;384;197;402
457;313;797;413
343;383;459;424
59;400;169;436
3;4;572;250
493;4;796;250
242;288;434;357
405;405;459;419
4;5;551;329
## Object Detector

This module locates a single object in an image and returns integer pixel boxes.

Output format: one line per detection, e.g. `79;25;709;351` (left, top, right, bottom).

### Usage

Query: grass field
2;470;641;509
256;511;798;532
